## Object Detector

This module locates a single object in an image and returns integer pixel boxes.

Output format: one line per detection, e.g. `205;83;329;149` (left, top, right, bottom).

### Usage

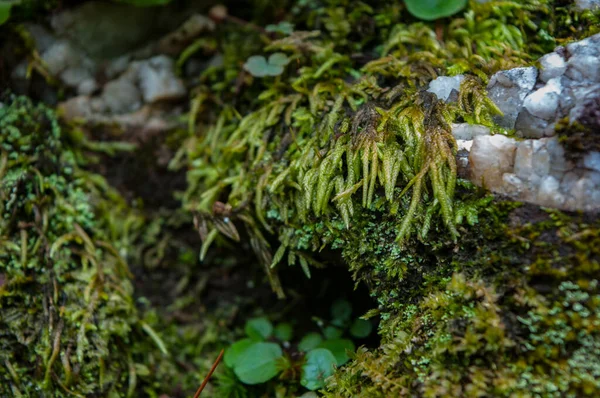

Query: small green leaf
243;55;269;78
274;322;293;341
0;1;19;26
317;339;355;366
349;318;373;338
298;332;323;352
330;299;352;326
233;342;283;385
268;53;290;67
245;317;273;340
404;0;467;21
323;326;342;340
265;21;294;35
301;348;337;391
243;53;289;77
224;338;255;368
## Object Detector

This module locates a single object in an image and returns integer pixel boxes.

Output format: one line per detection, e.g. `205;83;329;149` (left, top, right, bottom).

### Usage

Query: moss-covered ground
1;0;600;396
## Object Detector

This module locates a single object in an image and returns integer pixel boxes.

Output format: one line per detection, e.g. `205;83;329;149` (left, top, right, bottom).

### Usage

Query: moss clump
0;94;227;397
556;95;600;162
174;0;600;395
323;203;600;397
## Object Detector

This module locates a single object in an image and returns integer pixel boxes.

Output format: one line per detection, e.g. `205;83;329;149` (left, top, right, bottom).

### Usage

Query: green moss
0;94;227;397
323;204;600;397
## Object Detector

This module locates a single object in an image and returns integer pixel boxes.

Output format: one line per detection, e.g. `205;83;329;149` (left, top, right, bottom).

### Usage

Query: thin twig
192;349;225;398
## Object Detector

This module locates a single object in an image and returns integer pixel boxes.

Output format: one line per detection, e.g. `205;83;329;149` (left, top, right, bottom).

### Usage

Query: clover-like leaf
405;0;467;21
298;332;323;352
349;318;373;338
224;338;255;368
330;299;352;326
245;317;273;340
274;322;293;341
232;341;284;385
243;53;290;77
0;0;20;25
317;338;355;366
265;21;294;35
301;348;337;391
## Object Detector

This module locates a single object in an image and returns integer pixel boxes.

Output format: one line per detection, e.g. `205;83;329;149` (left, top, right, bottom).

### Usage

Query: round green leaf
245;317;273;340
244;56;269;77
298;332;323;352
317;339;355;366
301;348;337;391
233;342;283;385
268;52;290;67
274;322;293;341
405;0;467;21
349;318;373;338
330;299;352;325
323;325;342;340
0;1;19;26
224;338;255;368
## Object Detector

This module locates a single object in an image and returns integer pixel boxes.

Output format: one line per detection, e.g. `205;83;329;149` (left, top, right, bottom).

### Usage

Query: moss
3;0;600;396
0;94;228;397
174;1;600;395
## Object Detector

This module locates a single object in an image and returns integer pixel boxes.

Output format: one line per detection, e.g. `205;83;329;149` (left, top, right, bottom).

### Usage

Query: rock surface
439;33;600;212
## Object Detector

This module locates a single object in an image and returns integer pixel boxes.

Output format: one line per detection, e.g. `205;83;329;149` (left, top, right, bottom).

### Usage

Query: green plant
221;300;373;392
404;0;467;21
0;0;20;25
243;52;291;77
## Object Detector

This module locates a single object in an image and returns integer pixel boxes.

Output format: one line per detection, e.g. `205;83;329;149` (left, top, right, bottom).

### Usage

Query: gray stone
583;151;600;173
106;55;131;80
60;67;94;88
514;108;550;138
24;23;56;52
487;67;537;129
101;78;142;114
539;52;567;82
137;55;186;103
566;54;600;82
78;79;98;96
427;75;464;102
41;40;78;75
469;134;518;190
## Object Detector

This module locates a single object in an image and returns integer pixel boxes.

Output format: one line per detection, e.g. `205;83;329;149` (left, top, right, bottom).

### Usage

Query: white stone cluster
428;33;600;212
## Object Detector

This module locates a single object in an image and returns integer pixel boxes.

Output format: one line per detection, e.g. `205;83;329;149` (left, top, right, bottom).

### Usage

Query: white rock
583;151;600;172
537;175;564;207
576;0;600;10
427;75;464;102
469;135;518;189
532;139;551;177
456;139;473;152
502;173;527;196
514;141;537;182
138;55;186;103
539;52;567;82
452;123;491;140
546;137;572;175
522;78;562;120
